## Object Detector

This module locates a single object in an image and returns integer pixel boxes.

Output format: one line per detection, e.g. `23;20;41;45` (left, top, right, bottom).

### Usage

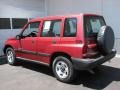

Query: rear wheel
52;56;76;83
6;47;16;65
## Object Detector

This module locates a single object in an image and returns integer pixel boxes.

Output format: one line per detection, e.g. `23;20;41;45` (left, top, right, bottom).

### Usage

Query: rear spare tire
97;26;115;55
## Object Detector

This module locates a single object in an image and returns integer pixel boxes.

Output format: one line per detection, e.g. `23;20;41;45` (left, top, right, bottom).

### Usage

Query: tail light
82;45;87;54
83;38;98;58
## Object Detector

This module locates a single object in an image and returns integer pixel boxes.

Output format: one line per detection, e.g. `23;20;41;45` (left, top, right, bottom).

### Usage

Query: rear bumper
71;49;116;70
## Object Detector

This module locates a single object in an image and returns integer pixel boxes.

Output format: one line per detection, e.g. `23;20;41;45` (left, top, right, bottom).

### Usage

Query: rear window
84;16;106;37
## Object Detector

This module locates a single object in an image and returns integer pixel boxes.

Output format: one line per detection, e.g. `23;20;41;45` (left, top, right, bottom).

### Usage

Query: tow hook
88;70;95;74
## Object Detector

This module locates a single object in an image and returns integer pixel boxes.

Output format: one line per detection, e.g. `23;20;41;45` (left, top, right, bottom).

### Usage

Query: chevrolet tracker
3;14;116;83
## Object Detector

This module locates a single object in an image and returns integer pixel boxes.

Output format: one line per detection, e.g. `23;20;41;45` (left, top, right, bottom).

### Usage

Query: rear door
60;18;78;56
61;17;77;42
36;19;62;63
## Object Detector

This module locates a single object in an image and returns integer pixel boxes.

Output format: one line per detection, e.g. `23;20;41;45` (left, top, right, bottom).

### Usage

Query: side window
64;18;77;37
22;22;40;37
41;20;61;37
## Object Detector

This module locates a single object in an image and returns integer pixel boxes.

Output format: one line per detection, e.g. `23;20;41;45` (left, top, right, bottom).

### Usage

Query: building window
0;18;11;29
12;18;28;29
63;18;77;37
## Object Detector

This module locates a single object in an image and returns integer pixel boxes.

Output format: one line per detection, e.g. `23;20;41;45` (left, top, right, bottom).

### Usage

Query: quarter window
64;18;77;37
41;20;61;37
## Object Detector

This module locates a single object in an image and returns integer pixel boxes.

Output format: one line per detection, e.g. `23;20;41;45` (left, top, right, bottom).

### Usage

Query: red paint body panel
4;14;101;65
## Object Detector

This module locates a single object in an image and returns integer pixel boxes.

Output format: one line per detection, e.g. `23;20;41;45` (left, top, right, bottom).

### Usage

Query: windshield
84;16;106;37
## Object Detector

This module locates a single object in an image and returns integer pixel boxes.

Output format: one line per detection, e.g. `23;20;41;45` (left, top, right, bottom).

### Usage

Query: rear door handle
52;40;56;44
32;40;34;44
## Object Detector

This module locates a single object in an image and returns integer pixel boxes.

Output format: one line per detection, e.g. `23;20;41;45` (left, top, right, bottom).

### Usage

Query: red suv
3;14;116;83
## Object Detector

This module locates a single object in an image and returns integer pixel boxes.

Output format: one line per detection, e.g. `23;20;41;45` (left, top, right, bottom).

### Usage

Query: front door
19;22;40;60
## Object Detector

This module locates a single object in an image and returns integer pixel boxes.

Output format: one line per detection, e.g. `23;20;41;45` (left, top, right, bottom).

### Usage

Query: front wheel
52;56;76;83
6;47;16;65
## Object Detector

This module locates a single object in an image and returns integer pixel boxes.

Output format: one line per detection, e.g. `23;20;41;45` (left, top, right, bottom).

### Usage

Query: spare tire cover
97;26;115;55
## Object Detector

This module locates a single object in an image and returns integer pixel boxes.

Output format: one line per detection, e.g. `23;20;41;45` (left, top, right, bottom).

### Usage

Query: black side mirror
16;35;21;40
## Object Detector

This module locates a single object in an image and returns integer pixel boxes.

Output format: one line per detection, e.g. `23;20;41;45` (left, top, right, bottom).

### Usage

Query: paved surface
0;56;120;90
115;39;120;54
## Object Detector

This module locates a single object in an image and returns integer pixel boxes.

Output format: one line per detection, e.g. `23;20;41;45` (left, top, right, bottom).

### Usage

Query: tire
52;56;76;83
6;47;16;65
97;26;115;55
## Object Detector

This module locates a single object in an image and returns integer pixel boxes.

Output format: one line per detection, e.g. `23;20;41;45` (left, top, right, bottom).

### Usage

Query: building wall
102;0;120;39
47;0;102;15
47;0;120;39
0;0;45;18
0;0;46;55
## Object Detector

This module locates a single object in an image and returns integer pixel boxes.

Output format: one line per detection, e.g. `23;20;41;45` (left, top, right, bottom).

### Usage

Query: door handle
32;40;34;44
52;40;56;44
